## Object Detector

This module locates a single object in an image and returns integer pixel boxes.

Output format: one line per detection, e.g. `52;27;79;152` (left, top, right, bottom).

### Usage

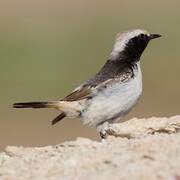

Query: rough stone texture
0;116;180;180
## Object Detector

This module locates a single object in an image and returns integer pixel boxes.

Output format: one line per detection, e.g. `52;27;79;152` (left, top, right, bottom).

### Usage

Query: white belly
82;63;142;127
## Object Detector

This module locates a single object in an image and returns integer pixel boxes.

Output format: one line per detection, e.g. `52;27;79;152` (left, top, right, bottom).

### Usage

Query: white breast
82;63;142;127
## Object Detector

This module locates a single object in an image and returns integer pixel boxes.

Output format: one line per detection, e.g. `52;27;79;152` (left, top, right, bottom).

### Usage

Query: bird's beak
149;34;162;40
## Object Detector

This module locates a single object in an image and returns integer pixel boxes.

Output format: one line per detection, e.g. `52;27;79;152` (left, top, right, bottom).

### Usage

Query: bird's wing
62;85;92;101
62;70;133;102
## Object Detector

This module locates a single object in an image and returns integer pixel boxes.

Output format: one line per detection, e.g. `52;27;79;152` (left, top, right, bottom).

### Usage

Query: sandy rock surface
0;116;180;180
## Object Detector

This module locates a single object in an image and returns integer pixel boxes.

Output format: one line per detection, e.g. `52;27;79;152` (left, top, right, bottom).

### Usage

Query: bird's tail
13;101;60;109
13;101;68;125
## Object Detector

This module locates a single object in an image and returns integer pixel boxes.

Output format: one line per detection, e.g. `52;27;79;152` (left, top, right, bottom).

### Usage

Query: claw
97;122;114;139
99;131;107;139
97;122;120;139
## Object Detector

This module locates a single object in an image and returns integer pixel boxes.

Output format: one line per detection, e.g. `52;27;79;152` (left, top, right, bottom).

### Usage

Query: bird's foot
97;122;120;139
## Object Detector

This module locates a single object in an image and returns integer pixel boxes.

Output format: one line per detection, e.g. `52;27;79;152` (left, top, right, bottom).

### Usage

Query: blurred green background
0;0;179;150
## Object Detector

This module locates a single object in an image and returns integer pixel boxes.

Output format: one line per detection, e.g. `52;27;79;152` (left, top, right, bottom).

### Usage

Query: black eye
140;34;145;39
140;34;148;40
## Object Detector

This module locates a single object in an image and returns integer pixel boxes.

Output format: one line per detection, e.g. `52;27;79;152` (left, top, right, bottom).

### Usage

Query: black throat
117;34;150;63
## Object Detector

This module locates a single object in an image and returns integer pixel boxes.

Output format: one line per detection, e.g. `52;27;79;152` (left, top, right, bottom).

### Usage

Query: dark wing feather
62;60;134;102
62;85;92;101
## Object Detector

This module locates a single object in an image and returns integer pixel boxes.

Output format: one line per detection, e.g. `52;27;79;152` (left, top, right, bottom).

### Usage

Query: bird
13;29;161;138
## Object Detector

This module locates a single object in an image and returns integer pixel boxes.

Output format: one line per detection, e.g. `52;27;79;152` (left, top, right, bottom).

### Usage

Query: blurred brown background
0;0;179;150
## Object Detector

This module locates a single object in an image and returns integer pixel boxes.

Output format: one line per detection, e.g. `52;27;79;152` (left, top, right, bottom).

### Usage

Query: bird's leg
96;121;109;139
97;121;119;139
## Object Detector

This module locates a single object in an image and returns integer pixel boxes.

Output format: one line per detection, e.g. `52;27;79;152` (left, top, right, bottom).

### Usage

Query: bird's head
110;29;161;62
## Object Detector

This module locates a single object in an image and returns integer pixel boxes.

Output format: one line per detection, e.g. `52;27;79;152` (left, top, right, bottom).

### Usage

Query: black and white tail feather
13;101;66;124
13;101;57;109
